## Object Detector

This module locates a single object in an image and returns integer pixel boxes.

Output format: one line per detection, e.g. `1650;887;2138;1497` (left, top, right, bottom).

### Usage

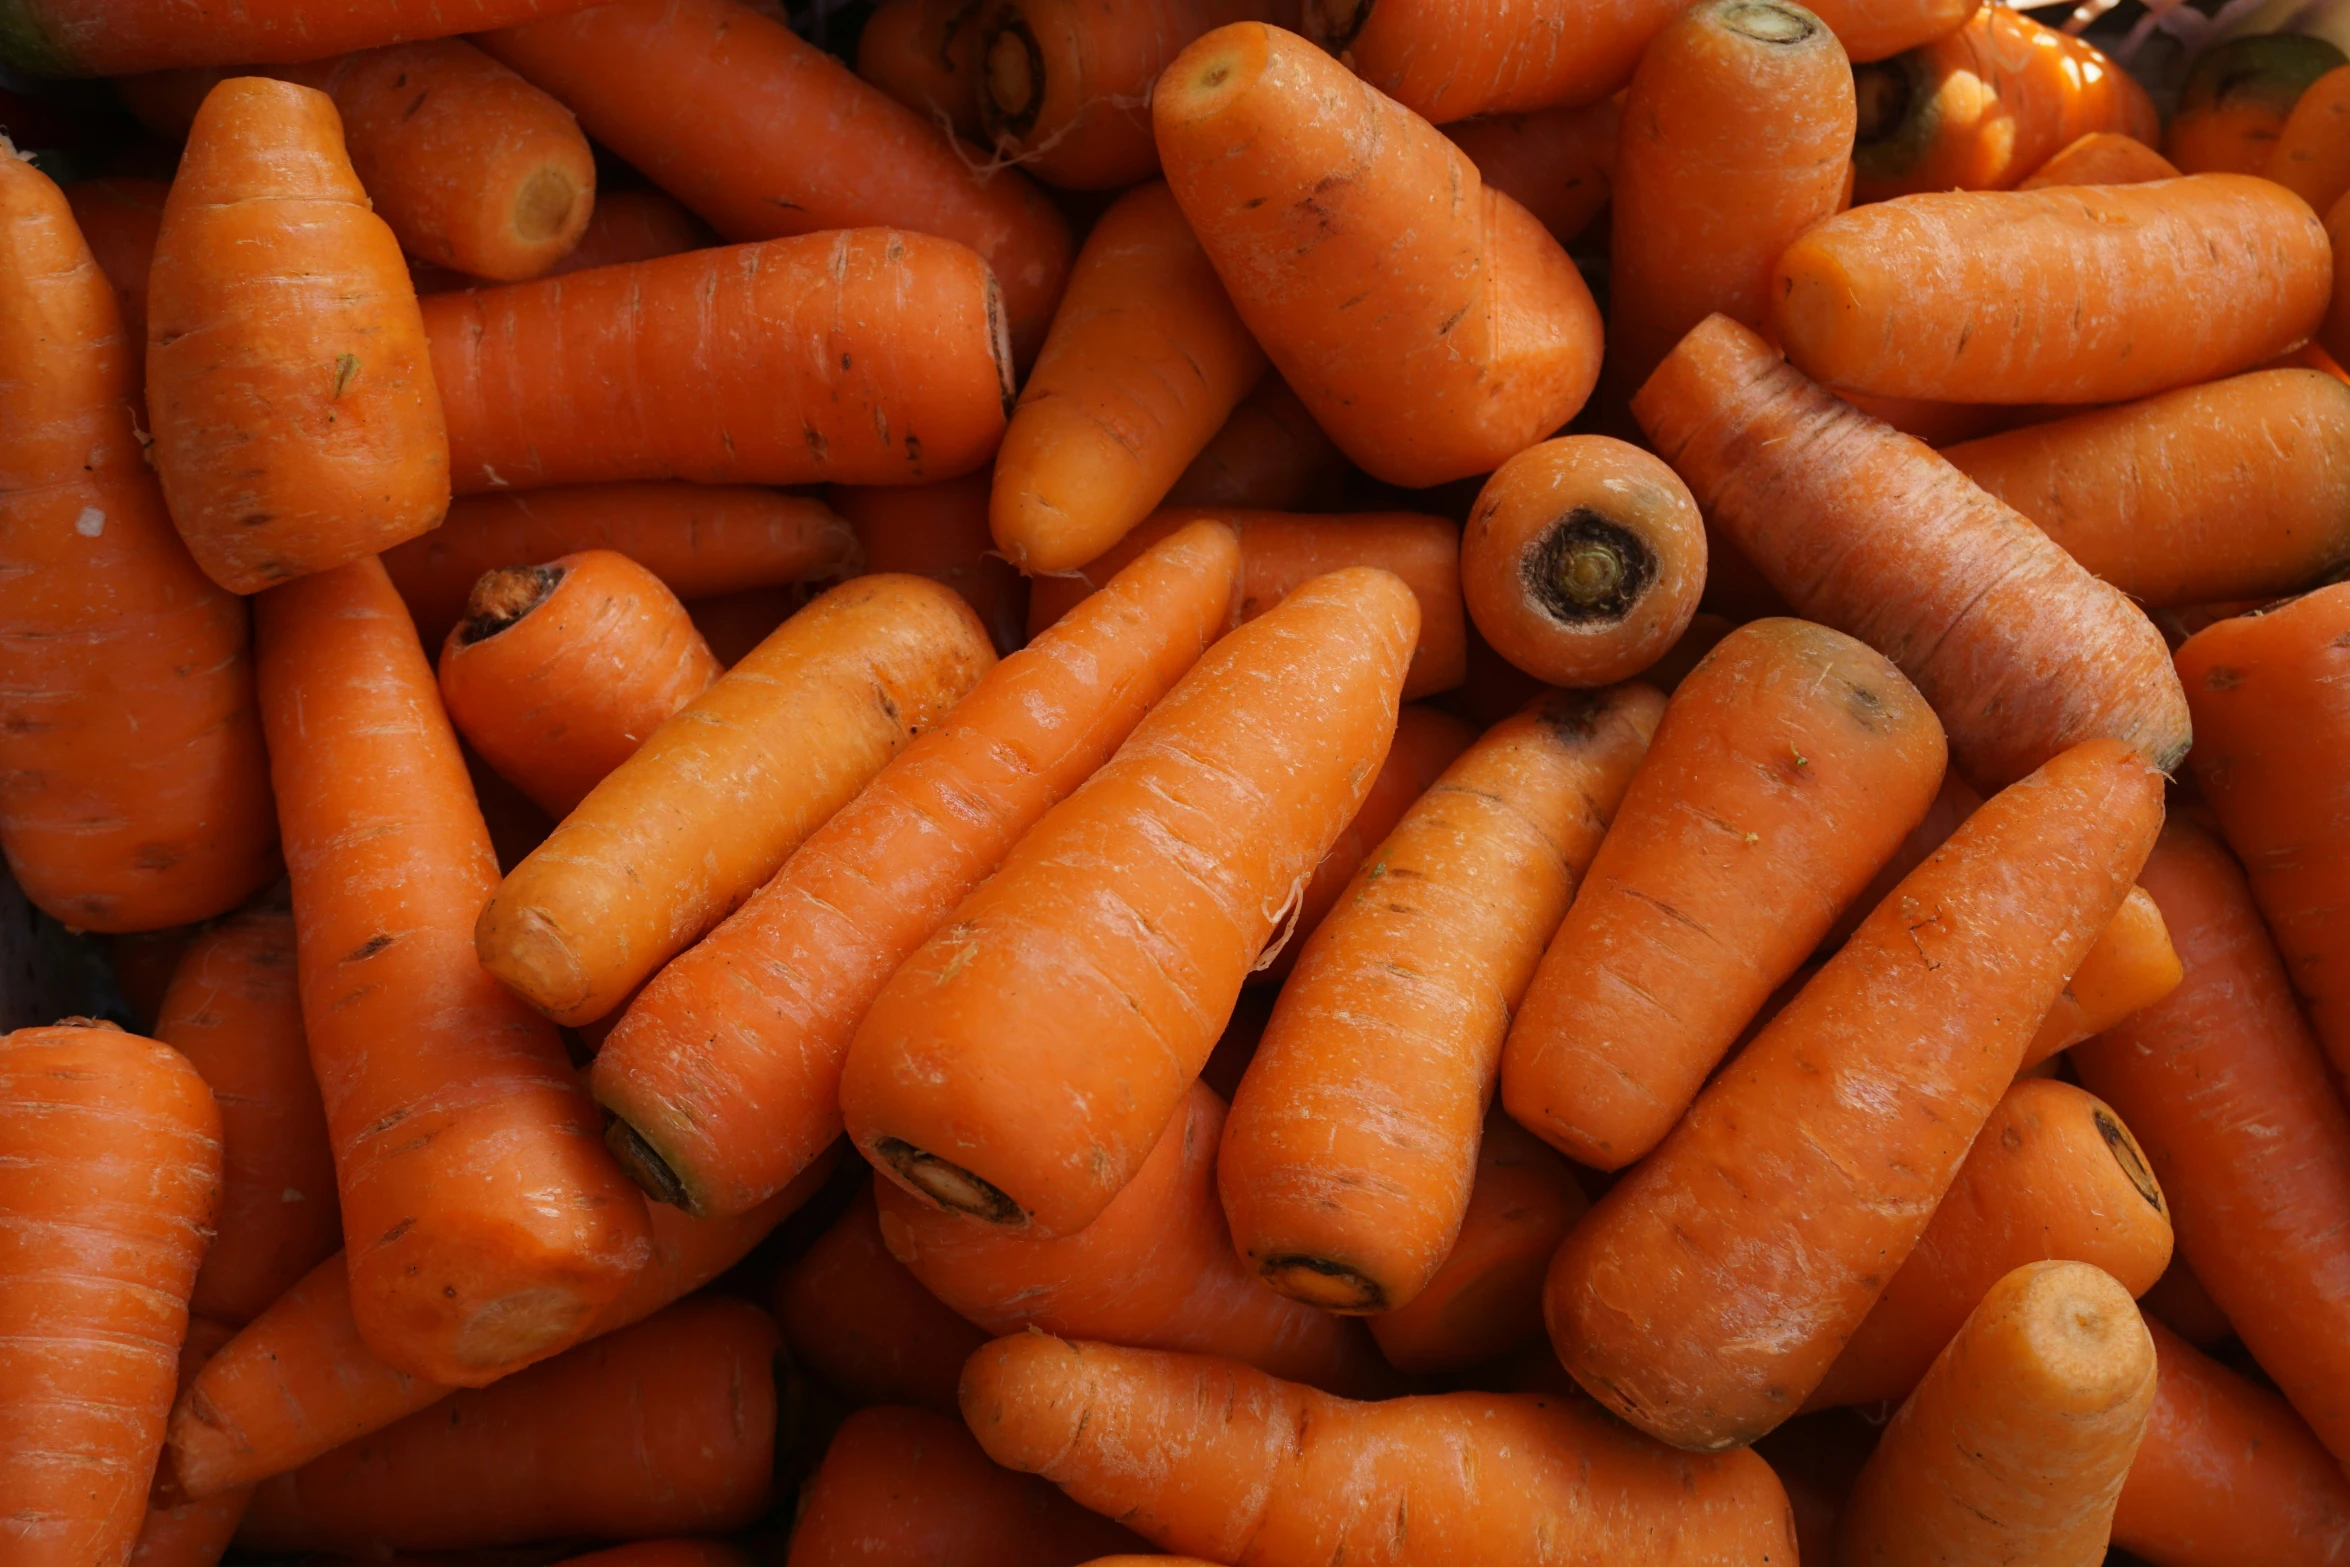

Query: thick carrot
1442;100;1619;246
1154;23;1602;489
1222;685;1661;1312
1633;314;2191;790
1547;739;2164;1450
1460;436;1706;688
962;1334;1799;1564
858;0;985;139
476;0;1071;359
590;524;1233;1214
832;476;1026;654
2167;34;2346;177
1504;619;1948;1171
2017;128;2181;189
841;566;1419;1238
990;180;1265;573
438;551;720;819
2270;64;2350;216
770;1179;987;1413
256;556;651;1384
148;78;449;595
0;147;277;932
422;232;1011;496
129;1320;251;1567
545;189;703;276
1162;373;1347;512
1836;1260;2154;1566
61;174;163;400
2139;1256;2230;1349
477;573;994;1027
1944;370;2350;607
2023;883;2181;1065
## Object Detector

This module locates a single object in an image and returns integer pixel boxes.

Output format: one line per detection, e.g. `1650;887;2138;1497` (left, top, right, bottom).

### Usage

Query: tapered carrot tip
1153;24;1272;126
875;1136;1025;1225
461;564;564;642
962;1333;1093;1464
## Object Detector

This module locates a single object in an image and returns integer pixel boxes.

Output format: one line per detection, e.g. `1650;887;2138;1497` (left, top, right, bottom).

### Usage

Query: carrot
153;907;341;1328
554;1548;751;1567
0;146;278;932
1161;372;1348;512
1547;738;2164;1450
477;573;994;1027
1024;508;1466;698
2167;34;2347;177
0;1021;220;1567
2017;128;2182;189
2072;819;2350;1466
832;476;1026;654
108;68;224;137
1222;685;1661;1312
990;181;1265;574
1836;1259;2155;1566
544;189;704;277
2328;189;2350;368
1442;99;1619;247
236;1296;776;1555
1751;1411;1879;1567
2022;883;2181;1066
129;1319;251;1567
2270;64;2350;217
841;566;1419;1238
147;78;450;595
1607;0;1855;395
2140;1256;2230;1349
785;1405;1148;1567
380;483;858;651
422;233;1011;497
1154;23;1602;489
1503;619;1948;1171
685;586;810;667
1851;7;2157;202
1633;314;2191;790
476;0;1072;359
1460;436;1705;688
1944;369;2350;607
590;524;1232;1215
857;0;985;139
61;174;164;400
255;556;651;1384
962;1334;1799;1564
0;0;606;75
438;551;720;820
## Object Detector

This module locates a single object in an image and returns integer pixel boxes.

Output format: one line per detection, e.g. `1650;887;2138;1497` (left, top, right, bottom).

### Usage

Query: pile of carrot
4;0;2350;1562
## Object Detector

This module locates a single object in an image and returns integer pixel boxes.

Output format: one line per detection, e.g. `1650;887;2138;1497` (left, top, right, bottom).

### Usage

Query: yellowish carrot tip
1526;508;1656;625
1261;1255;1387;1312
875;1137;1026;1224
513;166;582;245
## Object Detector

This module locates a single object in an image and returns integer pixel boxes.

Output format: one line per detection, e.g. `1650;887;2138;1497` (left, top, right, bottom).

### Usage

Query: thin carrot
0;1020;221;1567
2270;65;2350;217
2017;129;2182;189
841;566;1419;1238
857;0;985;139
61;174;164;400
1161;373;1347;512
961;1334;1799;1563
2139;1257;2230;1350
1504;619;1948;1171
1442;99;1620;247
543;189;703;276
0;146;278;932
2166;34;2346;176
832;475;1027;654
129;1319;252;1567
1154;23;1602;489
0;0;606;75
476;0;1072;358
2022;883;2181;1066
1222;685;1661;1311
1634;314;2191;790
438;551;721;819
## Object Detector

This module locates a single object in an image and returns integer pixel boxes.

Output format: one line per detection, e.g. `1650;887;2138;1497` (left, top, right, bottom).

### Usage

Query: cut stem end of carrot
460;564;564;646
2093;1108;2166;1214
1259;1255;1388;1312
1155;27;1271;125
513;166;584;245
874;1137;1025;1225
607;1116;696;1212
1526;509;1655;625
981;21;1042;135
1720;1;1817;44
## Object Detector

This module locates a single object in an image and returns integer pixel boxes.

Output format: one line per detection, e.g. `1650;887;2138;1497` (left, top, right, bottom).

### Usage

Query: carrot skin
129;1325;253;1567
833;475;1027;655
2167;34;2346;178
2266;63;2350;214
2021;883;2181;1066
2327;189;2350;369
61;174;163;402
0;0;608;74
1442;101;1619;246
2018;130;2181;189
1161;373;1348;513
857;0;984;138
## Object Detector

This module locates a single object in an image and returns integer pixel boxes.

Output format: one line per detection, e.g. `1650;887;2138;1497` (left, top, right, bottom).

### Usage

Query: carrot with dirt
2017;129;2181;189
990;180;1266;574
1836;1260;2155;1566
1154;23;1602;489
62;175;163;399
147;77;450;595
438;551;720;819
589;525;1232;1215
0;146;278;933
1162;373;1348;512
1222;685;1661;1314
2166;34;2346;175
2023;884;2181;1065
857;0;985;139
129;1319;252;1567
2268;64;2350;215
1443;99;1620;246
0;0;608;75
1634;314;2191;790
1504;620;1948;1171
962;1334;1798;1564
832;476;1026;653
476;0;1071;358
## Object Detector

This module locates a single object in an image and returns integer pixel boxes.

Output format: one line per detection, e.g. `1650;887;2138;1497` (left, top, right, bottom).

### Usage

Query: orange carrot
0;1020;221;1567
1751;1411;1879;1567
1634;314;2191;790
2269;63;2350;216
1161;373;1348;512
2166;34;2346;177
104;928;198;1032
1504;620;1948;1171
544;188;703;276
842;566;1419;1238
2328;189;2350;367
1155;23;1602;489
7;2;614;74
0;146;278;932
1222;685;1661;1311
129;1319;252;1567
832;476;1026;654
2017;129;2181;189
2023;883;2181;1066
1442;99;1619;246
61;174;164;400
438;551;720;819
2139;1256;2231;1350
685;586;810;667
858;0;985;139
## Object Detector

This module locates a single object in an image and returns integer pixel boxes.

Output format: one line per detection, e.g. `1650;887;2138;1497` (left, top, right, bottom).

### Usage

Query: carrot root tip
460;564;564;645
607;1116;696;1212
1259;1254;1387;1312
981;20;1043;136
512;166;584;245
874;1137;1025;1224
1525;509;1656;626
1719;1;1818;44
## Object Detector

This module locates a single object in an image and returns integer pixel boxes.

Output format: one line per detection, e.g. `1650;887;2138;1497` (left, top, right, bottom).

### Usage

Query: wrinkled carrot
857;0;985;139
61;174;163;400
2023;884;2181;1065
1505;620;1948;1171
832;476;1026;654
0;0;604;75
1155;23;1602;489
842;566;1419;1238
1162;373;1348;512
2167;34;2346;176
770;1179;987;1413
1443;100;1619;246
2018;129;2181;189
591;524;1234;1214
2269;64;2350;216
2139;1255;2230;1349
1223;686;1660;1312
1634;314;2190;790
129;1319;252;1567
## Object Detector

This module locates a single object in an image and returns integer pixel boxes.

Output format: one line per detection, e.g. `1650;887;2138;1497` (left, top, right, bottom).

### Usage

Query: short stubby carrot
833;476;1027;653
857;0;985;138
61;174;164;399
147;77;450;595
1161;374;1348;512
255;557;651;1385
2166;34;2346;176
991;181;1265;574
1546;739;2164;1451
479;573;995;1027
589;523;1235;1216
438;551;720;819
1634;314;2190;791
422;231;1012;495
1222;685;1662;1313
2023;884;2181;1066
962;1334;1799;1565
1771;176;2334;406
1155;24;1603;489
843;566;1420;1238
130;1319;252;1567
2269;63;2350;216
1504;620;1948;1171
2017;129;2181;189
0;1020;221;1567
1443;100;1620;246
0;0;606;75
